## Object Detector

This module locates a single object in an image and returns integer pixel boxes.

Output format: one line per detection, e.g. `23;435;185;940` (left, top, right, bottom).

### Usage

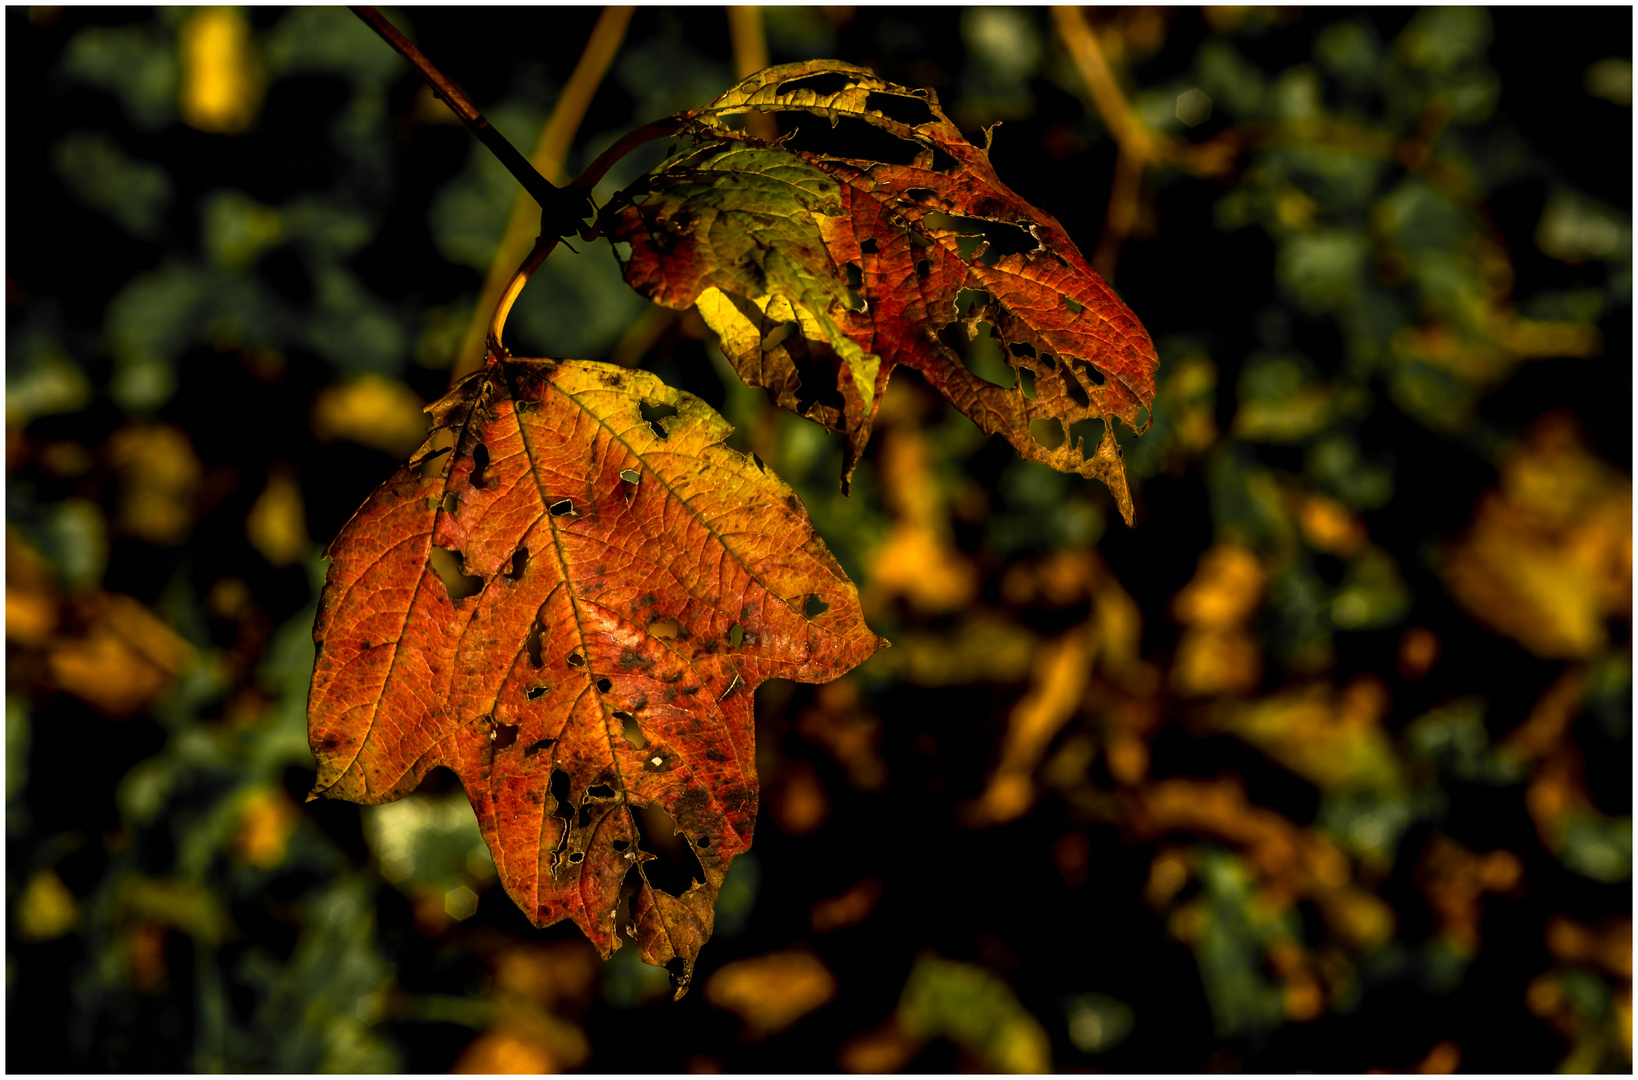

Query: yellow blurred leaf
898;953;1052;1073
867;423;977;615
1208;679;1403;792
810;877;882;934
16;869;78;941
453;1027;560;1075
179;6;265;134
46;593;194;718
231;787;299;869
105;422;202;546
1173;543;1266;628
246;464;308;566
311;374;430;458
705;947;837;1038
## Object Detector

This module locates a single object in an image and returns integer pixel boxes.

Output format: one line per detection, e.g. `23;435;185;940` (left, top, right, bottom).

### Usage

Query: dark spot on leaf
1029;417;1066;450
595;677;613;693
493;722;519;749
774;70;854;97
640;400;677;439
804;594;830;618
786;494;802;513
470;442;489;489
525;738;555;758
665;956;690;988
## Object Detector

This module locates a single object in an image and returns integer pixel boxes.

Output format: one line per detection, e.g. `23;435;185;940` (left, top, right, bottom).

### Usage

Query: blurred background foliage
6;4;1631;1073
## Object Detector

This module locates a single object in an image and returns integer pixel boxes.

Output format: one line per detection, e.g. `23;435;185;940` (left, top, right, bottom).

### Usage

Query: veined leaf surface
307;358;883;995
605;60;1159;522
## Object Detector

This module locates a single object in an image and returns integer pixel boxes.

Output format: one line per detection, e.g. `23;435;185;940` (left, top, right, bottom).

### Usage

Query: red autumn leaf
306;358;882;995
605;60;1159;522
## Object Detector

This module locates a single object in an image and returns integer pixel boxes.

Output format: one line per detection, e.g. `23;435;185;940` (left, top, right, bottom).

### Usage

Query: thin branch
727;6;778;141
350;6;588;235
451;5;635;381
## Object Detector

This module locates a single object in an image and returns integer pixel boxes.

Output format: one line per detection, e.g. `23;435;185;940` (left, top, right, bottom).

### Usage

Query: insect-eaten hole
1037;352;1057;371
469;442;490;489
792;350;845;418
804;594;830;618
779;112;924;166
1061;368;1090;409
524;624;545;668
640;401;678;439
549;498;577;518
615;710;648;749
612;838;630;852
619;468;641;485
904;186;937;202
1068;417;1106;456
441;492;459;514
1009;341;1037;359
1063;295;1085;314
1029;417;1066;451
955;288;990;318
524;737;555;758
504;546;529;581
859;236;878;255
1017;367;1037;400
761;320;798;354
649;617;680;640
926;213;1037;266
612;240;633;263
728;623;745;647
566;650;586;669
526;685;548;701
633;803;707;898
492;722;519;750
865;91;935;126
549;769;575;822
567;851;584;864
595;677;613;694
586;783;617;799
915;259;930;279
774;70;854;97
430;547;484;599
844;262;863;289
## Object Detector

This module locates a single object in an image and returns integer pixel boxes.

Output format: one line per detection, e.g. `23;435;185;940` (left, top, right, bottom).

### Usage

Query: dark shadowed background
6;5;1632;1073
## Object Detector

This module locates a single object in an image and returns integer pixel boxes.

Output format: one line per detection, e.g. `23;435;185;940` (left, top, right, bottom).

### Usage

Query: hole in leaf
549;769;575;821
650;618;680;640
526;685;548;700
780;113;924;165
696;835;711;848
866;91;936;126
926;213;1037;265
641;401;677;439
587;783;616;799
844;288;866;312
844;262;862;289
525;737;555;758
612;240;633;262
955;288;990;317
595;677;613;694
804;594;830;618
728;623;745;647
915;259;930;279
927;145;960;171
904;186;937;202
1029;417;1066;450
1038;353;1057;370
1018;367;1037;400
612;838;630;852
774;70;854;97
633;803;706;898
1069;417;1105;455
470;442;490;489
505;547;529;581
1078;361;1105;386
859;236;878;254
1063;295;1085;314
1062;369;1090;409
442;492;458;514
617;710;648;749
762;320;797;353
493;722;519;749
566;651;586;669
793;350;845;417
430;547;485;599
569;851;584;864
619;468;641;485
525;624;544;668
549;498;576;518
1009;341;1037;358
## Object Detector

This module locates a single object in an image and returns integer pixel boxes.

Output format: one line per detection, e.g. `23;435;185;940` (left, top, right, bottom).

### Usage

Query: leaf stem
487;236;559;362
350;6;590;236
450;5;635;381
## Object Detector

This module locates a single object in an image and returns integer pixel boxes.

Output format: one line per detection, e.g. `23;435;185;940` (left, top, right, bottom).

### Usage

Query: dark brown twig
350;6;590;235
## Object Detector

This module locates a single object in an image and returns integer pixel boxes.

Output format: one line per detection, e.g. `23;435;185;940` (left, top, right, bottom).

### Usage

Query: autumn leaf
603;60;1159;521
306;358;883;994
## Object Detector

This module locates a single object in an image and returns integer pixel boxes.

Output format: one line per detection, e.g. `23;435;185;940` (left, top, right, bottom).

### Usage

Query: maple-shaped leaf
603;60;1159;522
307;358;882;995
